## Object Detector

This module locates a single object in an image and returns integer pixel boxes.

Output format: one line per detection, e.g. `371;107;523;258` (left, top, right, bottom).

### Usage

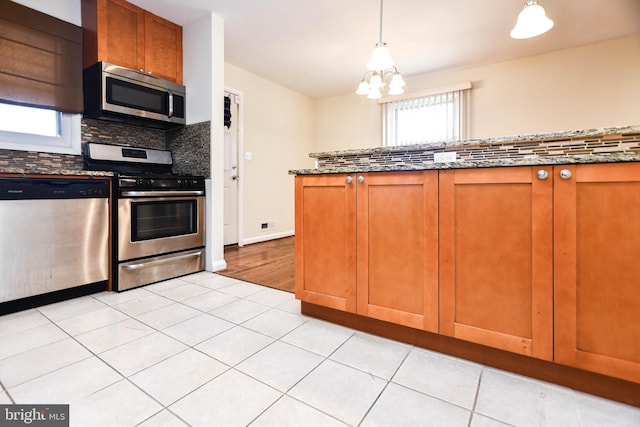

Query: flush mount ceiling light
356;0;406;99
510;0;554;39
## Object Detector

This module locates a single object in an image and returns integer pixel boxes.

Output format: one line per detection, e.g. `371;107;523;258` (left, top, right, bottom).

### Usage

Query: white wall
183;17;213;126
315;34;640;152
224;63;315;245
315;94;380;153
182;13;226;270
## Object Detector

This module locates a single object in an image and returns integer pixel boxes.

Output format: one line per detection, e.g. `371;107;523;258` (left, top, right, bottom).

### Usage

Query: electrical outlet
434;151;457;163
261;222;268;229
245;151;253;160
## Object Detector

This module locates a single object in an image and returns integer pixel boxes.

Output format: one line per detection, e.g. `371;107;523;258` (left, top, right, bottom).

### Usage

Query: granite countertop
290;125;640;175
0;167;113;177
290;153;640;175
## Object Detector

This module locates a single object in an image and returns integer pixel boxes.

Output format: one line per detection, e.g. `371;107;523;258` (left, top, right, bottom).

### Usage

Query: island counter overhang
290;124;640;408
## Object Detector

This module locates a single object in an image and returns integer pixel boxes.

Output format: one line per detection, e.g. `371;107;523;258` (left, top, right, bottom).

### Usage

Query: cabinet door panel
554;163;640;382
440;167;553;360
357;172;439;332
144;12;183;83
295;175;356;312
100;0;145;71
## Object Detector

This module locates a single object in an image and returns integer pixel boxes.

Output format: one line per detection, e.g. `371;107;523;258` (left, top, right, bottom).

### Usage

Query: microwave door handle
168;92;173;118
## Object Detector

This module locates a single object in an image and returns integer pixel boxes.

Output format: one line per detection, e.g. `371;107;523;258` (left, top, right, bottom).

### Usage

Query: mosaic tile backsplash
0;150;85;174
0;119;210;176
3;121;639;178
81;119;167;150
167;121;211;178
310;126;640;171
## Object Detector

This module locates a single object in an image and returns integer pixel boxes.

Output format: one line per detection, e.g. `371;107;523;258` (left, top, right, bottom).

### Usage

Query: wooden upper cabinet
356;172;439;332
99;0;144;72
554;163;640;382
439;166;554;360
144;12;183;83
82;0;183;84
295;174;357;312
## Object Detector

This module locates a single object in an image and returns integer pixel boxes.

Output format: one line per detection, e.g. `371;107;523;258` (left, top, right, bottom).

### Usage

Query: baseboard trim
241;230;294;246
207;259;227;272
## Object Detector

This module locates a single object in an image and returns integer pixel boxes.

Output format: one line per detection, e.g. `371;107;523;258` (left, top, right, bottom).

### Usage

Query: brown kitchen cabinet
295;172;439;332
295;174;357;312
296;163;640;386
439;166;554;360
554;163;640;382
82;0;183;83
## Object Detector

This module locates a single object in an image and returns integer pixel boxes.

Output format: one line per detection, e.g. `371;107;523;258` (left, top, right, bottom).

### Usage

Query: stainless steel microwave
83;62;186;129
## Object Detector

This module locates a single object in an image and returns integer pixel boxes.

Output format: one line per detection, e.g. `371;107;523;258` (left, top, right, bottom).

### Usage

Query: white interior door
223;93;239;245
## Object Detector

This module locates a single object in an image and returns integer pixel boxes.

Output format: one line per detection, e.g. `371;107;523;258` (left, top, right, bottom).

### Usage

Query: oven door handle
120;190;205;197
122;250;204;270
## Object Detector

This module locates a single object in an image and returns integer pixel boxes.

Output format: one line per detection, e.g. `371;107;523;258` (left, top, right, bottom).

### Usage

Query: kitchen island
290;125;640;407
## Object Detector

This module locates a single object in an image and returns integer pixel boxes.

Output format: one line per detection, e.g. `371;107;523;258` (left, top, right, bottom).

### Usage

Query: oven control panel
117;175;205;192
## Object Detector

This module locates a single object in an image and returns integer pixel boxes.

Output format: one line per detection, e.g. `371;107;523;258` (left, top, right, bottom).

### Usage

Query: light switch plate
245;151;253;160
434;151;457;162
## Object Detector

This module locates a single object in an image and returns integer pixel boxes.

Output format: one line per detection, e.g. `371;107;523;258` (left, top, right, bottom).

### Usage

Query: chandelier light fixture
510;0;554;39
356;0;405;99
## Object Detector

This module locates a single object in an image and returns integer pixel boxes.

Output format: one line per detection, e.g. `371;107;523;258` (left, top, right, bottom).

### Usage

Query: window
382;83;471;146
0;0;82;154
0;103;81;154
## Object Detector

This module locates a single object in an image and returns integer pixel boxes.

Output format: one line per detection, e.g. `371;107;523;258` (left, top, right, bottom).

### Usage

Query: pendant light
356;0;406;99
510;0;554;39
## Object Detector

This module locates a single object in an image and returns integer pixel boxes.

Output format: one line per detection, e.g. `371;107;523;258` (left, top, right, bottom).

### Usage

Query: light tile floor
0;272;638;427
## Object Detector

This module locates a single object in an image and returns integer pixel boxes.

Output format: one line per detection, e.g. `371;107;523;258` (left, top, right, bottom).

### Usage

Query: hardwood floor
218;236;295;293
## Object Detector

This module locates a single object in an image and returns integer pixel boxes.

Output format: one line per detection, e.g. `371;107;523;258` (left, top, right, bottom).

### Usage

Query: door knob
537;170;549;180
357;176;365;183
346;176;353;183
559;169;572;180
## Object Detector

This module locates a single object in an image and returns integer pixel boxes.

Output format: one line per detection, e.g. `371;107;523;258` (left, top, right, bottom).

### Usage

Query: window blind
0;0;83;113
382;87;468;146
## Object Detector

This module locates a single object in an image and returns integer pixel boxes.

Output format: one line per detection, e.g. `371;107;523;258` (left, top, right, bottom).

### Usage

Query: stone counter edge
290;153;640;175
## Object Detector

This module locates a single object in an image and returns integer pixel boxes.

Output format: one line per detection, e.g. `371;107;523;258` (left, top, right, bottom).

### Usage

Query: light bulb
356;80;369;95
510;1;554;39
367;43;395;71
388;72;406;89
367;86;382;99
368;72;384;89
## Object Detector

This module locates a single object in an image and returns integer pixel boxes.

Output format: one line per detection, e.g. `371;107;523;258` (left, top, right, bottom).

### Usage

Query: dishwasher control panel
0;178;109;200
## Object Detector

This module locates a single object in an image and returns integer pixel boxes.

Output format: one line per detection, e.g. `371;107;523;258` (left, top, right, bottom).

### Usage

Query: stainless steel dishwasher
0;177;110;314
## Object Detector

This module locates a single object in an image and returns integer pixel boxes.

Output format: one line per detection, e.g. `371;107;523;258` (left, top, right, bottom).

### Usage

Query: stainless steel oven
117;186;205;291
118;192;204;261
84;142;206;291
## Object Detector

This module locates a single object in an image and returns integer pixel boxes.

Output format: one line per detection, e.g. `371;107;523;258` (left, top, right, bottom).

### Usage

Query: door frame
224;86;244;246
